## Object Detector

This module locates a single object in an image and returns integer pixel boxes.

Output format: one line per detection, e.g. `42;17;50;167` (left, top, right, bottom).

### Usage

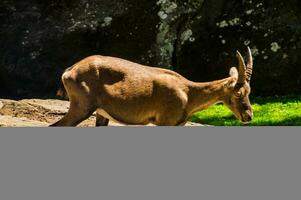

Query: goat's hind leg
50;101;95;126
49;72;96;127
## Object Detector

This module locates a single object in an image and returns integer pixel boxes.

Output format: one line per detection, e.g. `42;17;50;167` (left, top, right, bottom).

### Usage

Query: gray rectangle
0;127;300;200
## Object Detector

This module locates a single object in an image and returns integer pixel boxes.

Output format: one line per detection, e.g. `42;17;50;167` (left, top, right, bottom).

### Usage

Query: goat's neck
186;77;232;115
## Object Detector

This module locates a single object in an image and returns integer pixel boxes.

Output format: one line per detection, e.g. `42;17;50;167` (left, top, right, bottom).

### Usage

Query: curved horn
246;46;253;82
236;50;246;84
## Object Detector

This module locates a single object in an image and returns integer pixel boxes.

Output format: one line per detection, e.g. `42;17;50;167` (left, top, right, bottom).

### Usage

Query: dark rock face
0;0;300;98
0;0;160;97
176;0;301;96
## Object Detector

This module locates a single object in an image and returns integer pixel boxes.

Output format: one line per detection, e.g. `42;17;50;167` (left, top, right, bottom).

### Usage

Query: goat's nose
246;114;252;121
246;110;253;119
241;111;252;123
241;115;252;123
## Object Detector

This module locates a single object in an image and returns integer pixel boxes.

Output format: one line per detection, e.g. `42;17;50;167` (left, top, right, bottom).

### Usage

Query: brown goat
50;47;253;126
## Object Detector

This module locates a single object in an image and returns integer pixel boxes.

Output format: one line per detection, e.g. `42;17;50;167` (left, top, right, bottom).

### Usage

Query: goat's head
223;47;253;123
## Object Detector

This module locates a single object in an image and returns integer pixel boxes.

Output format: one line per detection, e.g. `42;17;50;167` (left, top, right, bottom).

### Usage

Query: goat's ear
229;67;238;78
225;77;237;89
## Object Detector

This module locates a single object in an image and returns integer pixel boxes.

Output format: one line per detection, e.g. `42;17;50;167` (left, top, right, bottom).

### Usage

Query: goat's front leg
96;112;109;126
176;120;188;126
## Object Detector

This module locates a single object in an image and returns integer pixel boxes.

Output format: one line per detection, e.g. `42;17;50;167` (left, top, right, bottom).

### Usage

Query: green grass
191;95;301;126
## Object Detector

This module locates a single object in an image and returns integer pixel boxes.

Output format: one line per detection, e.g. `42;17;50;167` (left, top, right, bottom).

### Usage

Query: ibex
50;47;253;126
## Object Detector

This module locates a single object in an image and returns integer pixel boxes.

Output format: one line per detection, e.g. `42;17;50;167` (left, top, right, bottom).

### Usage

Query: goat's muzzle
241;110;253;123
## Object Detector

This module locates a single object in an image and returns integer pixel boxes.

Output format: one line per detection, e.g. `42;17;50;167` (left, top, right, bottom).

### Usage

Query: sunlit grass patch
191;96;301;126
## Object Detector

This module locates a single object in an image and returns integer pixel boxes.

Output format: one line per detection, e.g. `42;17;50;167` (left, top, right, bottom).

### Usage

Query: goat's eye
235;90;243;98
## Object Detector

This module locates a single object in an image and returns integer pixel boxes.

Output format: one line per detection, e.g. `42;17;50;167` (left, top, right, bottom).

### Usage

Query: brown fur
50;48;253;126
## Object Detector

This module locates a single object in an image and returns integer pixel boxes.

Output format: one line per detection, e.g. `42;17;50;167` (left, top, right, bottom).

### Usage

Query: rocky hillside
1;0;301;98
0;99;204;127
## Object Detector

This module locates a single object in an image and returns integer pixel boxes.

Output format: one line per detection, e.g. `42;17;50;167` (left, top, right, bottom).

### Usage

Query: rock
1;0;299;97
0;98;95;127
185;121;207;126
175;0;301;96
20;99;70;114
0;0;160;97
0;98;205;127
0;115;49;127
